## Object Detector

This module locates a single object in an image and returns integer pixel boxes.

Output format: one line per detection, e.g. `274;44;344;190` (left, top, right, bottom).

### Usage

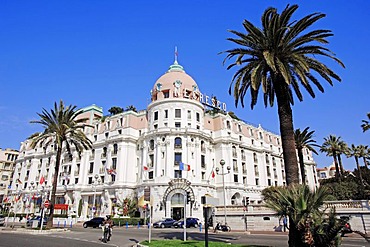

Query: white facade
9;59;318;222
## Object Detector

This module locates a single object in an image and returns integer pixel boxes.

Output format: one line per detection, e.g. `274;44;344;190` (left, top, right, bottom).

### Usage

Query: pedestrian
283;216;288;232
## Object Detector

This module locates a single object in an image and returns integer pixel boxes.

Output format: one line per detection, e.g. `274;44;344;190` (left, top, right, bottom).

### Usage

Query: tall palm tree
320;135;343;180
294;127;319;184
337;140;349;175
262;185;341;246
222;4;344;185
347;144;364;187
361;113;370;132
358;145;369;169
30;100;92;228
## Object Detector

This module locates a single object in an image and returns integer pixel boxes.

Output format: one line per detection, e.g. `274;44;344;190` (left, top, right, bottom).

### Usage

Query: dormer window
163;90;170;98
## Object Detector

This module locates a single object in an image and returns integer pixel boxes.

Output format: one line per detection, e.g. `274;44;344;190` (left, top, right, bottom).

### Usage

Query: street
0;226;369;247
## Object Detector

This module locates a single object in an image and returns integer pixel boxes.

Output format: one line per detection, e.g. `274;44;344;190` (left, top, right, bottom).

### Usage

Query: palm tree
262;185;341;246
336;139;349;175
30;100;92;228
125;105;137;112
361;113;370;132
347;144;364;187
294;127;319;184
108;106;124;115
320;135;343;180
222;4;344;185
359;145;370;169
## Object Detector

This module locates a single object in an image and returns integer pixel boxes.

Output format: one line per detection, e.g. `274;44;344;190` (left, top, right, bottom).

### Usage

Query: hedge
112;217;144;226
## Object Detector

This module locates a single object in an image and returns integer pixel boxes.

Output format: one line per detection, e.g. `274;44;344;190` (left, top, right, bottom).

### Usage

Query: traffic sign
44;200;50;208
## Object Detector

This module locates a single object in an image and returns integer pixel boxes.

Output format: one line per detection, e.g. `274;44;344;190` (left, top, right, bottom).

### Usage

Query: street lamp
215;159;231;225
91;174;102;218
28;181;36;214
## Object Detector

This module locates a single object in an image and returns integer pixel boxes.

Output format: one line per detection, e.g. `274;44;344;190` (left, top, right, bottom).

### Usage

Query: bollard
64;221;66;228
137;222;140;229
70;221;73;228
199;223;202;232
126;222;128;229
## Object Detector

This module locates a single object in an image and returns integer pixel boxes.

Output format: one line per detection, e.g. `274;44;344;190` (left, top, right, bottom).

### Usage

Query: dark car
0;214;5;226
173;217;199;228
153;218;176;228
83;217;105;228
341;222;353;236
26;216;48;227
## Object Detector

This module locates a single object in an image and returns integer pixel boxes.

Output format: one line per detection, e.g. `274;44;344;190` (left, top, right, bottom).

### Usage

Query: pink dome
151;61;200;102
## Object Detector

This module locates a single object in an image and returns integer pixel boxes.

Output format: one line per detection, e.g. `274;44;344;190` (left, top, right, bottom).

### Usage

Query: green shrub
112;217;144;226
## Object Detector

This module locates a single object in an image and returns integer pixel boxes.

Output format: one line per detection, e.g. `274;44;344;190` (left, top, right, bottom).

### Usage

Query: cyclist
101;215;113;242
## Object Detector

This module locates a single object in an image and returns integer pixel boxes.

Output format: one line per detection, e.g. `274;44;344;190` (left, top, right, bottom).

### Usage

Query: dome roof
151;60;200;102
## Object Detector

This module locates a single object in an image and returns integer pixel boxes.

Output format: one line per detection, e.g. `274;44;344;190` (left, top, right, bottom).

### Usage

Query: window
149;140;155;150
233;159;238;172
88;177;93;184
154;124;158;129
154;111;158;121
232;146;237;158
149;154;154;167
164;110;168;118
243;176;247;185
174;153;182;165
187;110;191;120
113;144;118;155
112;158;117;170
253;153;258;163
234;174;238;182
238;124;242;132
174;137;182;148
265;154;269;164
163;90;169;98
174;170;182;178
259;132;263;139
268;179;271;186
175;109;181;118
196;113;200;122
175;122;181;128
201;141;206;152
201;155;206;168
255;178;259;186
201;172;205;180
226;121;231;129
148;171;154;179
89;162;94;174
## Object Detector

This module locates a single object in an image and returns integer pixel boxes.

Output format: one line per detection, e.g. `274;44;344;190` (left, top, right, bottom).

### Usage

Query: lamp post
215;159;230;225
28;181;36;215
91;174;101;218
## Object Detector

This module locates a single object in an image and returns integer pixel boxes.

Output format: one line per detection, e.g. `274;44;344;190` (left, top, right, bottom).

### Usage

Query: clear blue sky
0;1;369;170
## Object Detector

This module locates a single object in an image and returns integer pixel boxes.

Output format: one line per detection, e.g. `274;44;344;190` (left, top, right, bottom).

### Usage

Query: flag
39;175;45;185
212;170;215;178
107;168;117;175
16;179;22;184
143;166;148;171
179;162;191;171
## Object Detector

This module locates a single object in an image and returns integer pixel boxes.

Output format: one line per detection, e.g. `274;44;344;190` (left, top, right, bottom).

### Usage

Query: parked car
26;216;48;227
83;217;105;228
173;217;200;228
0;214;5;226
153;218;176;228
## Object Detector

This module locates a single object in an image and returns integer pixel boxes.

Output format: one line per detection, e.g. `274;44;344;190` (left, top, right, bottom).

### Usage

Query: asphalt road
0;225;369;247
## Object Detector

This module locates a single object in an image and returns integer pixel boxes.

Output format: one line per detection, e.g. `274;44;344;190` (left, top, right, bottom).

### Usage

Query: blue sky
0;1;368;170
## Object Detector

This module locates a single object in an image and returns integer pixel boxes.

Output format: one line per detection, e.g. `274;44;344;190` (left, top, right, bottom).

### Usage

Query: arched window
113;144;118;154
232;146;237;158
149;140;155;150
231;192;241;205
171;193;184;205
201;141;205;152
226;120;231;129
174;137;182;148
241;150;246;160
253;153;258;163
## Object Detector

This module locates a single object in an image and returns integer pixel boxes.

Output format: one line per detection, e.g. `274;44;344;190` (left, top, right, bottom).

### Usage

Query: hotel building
10;58;318;224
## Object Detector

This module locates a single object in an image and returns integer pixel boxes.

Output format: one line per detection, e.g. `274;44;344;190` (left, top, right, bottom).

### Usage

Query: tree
358;145;369;169
222;4;344;185
125;105;137;112
336;140;348;175
320;135;344;180
347;144;364;187
30;100;92;228
262;185;343;246
108;106;124;115
361;113;370;132
294;127;319;184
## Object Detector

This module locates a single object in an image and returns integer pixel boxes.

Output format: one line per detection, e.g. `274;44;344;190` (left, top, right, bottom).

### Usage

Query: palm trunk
355;157;364;187
46;146;62;228
363;157;369;169
288;217;303;247
337;154;345;175
332;151;341;182
297;149;306;184
274;77;299;185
